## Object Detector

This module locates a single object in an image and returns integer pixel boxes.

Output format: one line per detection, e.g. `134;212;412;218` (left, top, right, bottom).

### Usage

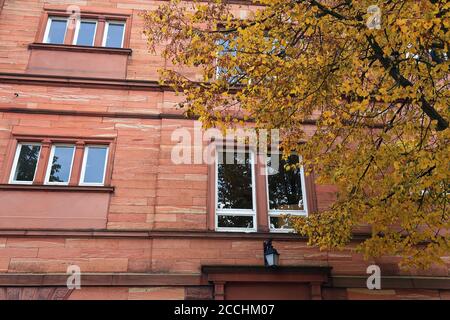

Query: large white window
73;19;98;46
43;17;68;44
102;21;125;48
266;154;308;231
44;145;76;185
215;149;256;232
9;143;42;184
79;145;109;186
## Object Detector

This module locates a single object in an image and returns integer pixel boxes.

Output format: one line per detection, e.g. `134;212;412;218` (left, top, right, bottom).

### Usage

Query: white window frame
9;142;42;185
102;21;126;48
43;16;68;44
79;145;109;186
215;148;257;232
73;19;98;46
266;154;308;233
44;144;76;186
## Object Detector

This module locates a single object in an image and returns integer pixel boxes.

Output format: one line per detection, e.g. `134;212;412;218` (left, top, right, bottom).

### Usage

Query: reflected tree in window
49;156;63;182
48;146;74;183
218;215;253;229
270;216;292;230
268;154;304;211
217;151;253;210
14;145;41;182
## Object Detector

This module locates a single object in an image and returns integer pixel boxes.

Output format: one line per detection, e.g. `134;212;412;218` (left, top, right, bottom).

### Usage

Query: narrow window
102;21;125;48
43;17;68;44
80;145;109;185
216;38;241;82
74;20;97;46
9;143;42;184
216;149;256;231
267;154;308;231
45;145;75;185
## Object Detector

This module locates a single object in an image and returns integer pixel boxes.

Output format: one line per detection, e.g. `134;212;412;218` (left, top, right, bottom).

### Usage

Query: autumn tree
142;0;449;268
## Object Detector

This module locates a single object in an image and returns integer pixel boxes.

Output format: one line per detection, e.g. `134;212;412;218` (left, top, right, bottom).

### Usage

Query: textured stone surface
0;0;448;300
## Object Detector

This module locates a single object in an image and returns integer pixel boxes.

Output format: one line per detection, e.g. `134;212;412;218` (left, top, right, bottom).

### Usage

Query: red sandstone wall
0;83;336;230
0;236;448;276
0;286;187;300
59;287;450;300
0;0;448;300
1;285;448;300
0;0;334;232
0;236;448;299
0;0;254;80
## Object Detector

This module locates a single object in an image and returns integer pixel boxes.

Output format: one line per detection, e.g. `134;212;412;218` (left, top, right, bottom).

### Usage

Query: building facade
0;0;448;300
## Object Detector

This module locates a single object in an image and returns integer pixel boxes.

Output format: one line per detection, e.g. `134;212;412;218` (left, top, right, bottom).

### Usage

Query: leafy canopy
143;0;450;268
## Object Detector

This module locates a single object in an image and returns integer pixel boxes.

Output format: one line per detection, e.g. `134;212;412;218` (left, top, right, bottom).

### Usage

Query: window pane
48;146;75;183
218;215;253;229
269;216;292;230
267;154;305;211
46;19;67;44
217;151;253;210
104;23;124;48
83;147;108;184
13;144;41;182
76;21;96;46
216;38;241;82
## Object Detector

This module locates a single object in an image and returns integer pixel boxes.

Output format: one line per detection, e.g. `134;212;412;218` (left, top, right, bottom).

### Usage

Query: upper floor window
30;8;132;79
38;8;131;49
9;143;42;184
267;154;308;231
8;140;111;187
74;20;97;46
216;38;242;83
103;21;125;48
80;145;109;186
216;149;256;232
43;17;68;44
45;145;76;185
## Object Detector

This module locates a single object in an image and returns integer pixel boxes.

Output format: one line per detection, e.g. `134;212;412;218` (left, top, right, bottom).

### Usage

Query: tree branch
366;35;448;131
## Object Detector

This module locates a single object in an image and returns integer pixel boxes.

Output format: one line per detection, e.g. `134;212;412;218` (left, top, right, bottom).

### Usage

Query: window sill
269;228;296;234
215;228;257;233
28;43;132;55
0;184;114;193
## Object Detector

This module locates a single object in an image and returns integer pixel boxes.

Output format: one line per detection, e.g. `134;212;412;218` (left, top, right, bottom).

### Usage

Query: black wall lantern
263;239;280;267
